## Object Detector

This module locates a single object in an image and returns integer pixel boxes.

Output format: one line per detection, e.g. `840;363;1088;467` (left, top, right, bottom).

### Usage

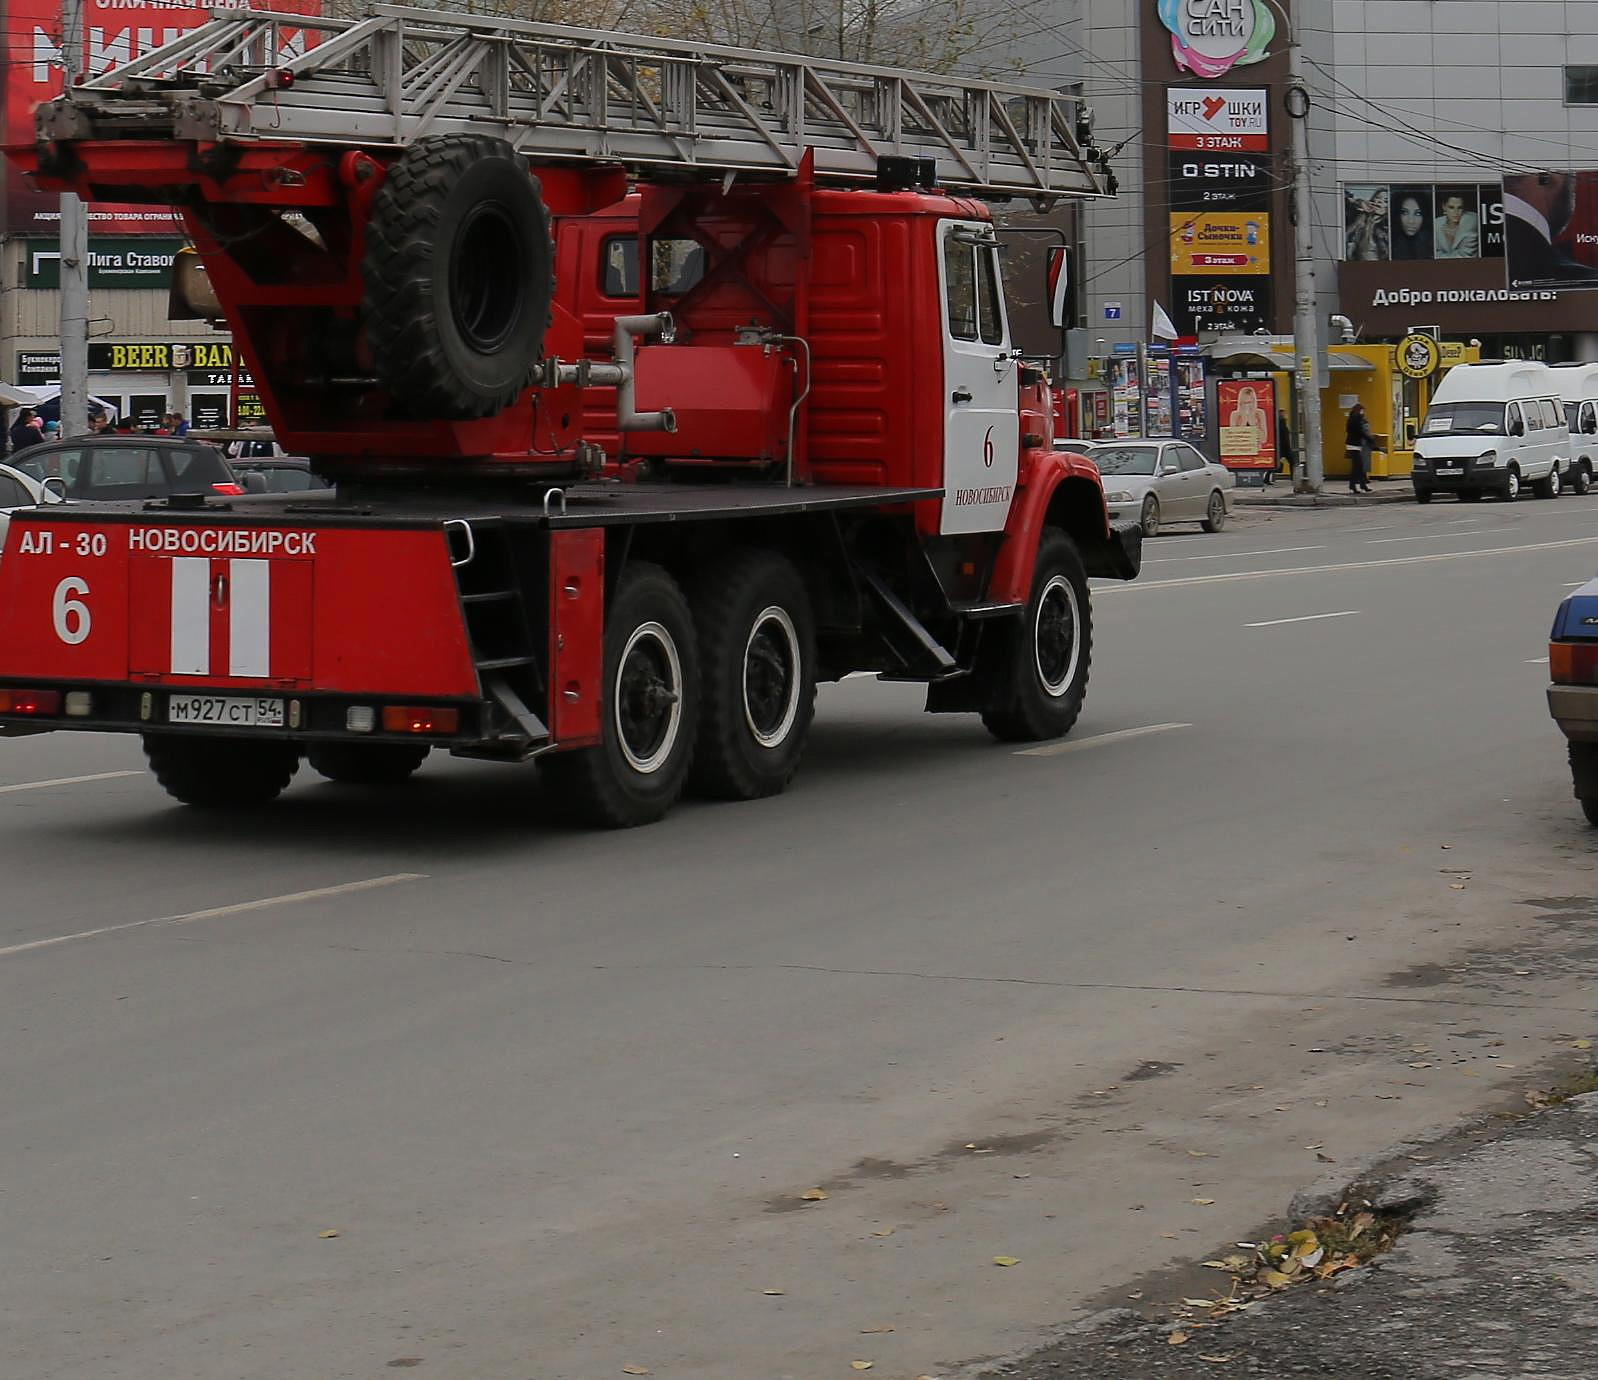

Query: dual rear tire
542;552;817;827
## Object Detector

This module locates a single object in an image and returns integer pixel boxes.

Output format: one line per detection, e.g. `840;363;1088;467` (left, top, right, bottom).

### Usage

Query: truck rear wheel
980;528;1092;743
541;562;699;827
689;550;816;800
143;734;300;808
363;134;554;420
307;742;429;786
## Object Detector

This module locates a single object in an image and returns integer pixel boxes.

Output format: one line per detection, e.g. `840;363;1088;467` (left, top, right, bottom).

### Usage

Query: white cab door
938;220;1020;535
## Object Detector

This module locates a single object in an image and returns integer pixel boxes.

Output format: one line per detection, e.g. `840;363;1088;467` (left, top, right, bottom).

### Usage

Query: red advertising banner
1;0;321;235
1217;379;1277;469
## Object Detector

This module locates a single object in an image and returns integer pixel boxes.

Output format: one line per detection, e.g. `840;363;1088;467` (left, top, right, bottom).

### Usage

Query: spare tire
362;134;553;419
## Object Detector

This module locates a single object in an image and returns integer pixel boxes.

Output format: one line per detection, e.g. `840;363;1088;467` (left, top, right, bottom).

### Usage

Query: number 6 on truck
52;577;91;645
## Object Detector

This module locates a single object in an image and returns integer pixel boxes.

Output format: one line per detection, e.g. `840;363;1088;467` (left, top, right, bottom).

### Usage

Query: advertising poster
1143;354;1173;436
1170;212;1271;274
1217;379;1276;469
1503;170;1598;290
1176;358;1207;439
1344;181;1505;262
1107;355;1143;438
1;0;321;234
1168;151;1273;213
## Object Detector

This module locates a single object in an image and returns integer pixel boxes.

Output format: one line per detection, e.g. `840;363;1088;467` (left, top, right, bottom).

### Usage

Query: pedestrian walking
1345;403;1380;494
1272;408;1295;486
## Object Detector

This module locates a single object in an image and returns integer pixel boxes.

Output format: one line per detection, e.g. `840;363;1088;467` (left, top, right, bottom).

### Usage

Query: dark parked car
229;456;332;494
8;435;242;500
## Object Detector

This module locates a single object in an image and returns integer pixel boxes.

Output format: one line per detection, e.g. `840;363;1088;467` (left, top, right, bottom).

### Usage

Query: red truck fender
988;447;1140;604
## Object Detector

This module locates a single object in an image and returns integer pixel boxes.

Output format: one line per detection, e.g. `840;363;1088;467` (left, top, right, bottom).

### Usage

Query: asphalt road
5;493;1598;1380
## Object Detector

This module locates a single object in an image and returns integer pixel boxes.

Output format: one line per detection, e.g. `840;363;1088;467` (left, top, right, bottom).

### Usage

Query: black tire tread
688;549;817;801
363;134;554;420
307;742;429;786
143;735;299;808
980;528;1093;743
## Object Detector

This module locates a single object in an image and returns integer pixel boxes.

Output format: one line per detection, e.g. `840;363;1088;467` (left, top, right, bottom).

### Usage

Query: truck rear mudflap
0;510;509;749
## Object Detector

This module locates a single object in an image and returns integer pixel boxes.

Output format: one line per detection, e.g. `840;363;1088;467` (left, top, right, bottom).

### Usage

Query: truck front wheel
689;550;816;800
541;562;699;827
143;734;300;808
307;742;429;786
980;528;1093;743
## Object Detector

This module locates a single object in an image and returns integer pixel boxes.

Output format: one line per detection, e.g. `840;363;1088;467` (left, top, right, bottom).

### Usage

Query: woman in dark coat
1345;404;1377;494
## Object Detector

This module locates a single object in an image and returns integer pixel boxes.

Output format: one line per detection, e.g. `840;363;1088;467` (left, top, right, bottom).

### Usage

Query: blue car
1547;577;1598;823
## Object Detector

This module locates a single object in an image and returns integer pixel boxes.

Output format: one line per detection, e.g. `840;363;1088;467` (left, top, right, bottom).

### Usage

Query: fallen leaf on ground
1191;1198;1216;1206
1375;1093;1401;1100
318;1230;340;1239
1182;1297;1217;1307
1449;883;1466;891
1259;1269;1293;1289
1187;1149;1210;1158
800;1189;829;1201
1316;1152;1336;1163
622;1368;651;1376
1408;1062;1434;1069
1200;1357;1235;1365
1314;1099;1328;1107
1168;1331;1190;1346
992;1256;1021;1267
1577;1040;1593;1050
860;1325;894;1334
762;1289;785;1295
871;1228;894;1237
851;1363;874;1372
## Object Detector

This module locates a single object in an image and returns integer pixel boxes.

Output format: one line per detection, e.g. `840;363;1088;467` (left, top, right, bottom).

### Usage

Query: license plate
168;695;285;728
1437;465;1463;475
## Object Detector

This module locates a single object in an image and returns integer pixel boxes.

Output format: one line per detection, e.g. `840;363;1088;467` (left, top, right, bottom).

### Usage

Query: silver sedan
1062;439;1235;537
0;461;59;557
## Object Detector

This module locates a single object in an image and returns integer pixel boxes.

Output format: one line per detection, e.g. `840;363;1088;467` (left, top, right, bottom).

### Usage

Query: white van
1412;361;1569;503
1550;362;1598;496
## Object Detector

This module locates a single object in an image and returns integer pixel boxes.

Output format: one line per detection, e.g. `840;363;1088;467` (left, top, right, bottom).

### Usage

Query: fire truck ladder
42;4;1106;203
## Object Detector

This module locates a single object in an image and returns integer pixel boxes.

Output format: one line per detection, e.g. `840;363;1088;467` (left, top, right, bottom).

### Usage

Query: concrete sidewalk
987;1091;1598;1380
1232;477;1416;509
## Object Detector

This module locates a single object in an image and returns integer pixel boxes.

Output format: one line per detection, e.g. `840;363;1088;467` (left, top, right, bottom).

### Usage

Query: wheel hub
743;606;801;748
615;622;683;774
1034;575;1081;698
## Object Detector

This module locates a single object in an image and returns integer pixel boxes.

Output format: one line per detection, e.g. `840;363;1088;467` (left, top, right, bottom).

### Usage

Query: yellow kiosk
1319;339;1481;480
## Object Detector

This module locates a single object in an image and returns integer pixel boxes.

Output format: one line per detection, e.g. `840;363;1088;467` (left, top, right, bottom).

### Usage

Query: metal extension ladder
39;4;1104;203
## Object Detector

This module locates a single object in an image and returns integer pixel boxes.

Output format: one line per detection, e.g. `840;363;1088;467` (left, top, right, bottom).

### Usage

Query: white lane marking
1018;723;1192;758
1528;656;1551;664
1109;536;1598;592
1567;582;1588;588
1365;527;1511;546
0;872;427;961
1247;610;1360;628
0;770;140;796
1144;544;1326;565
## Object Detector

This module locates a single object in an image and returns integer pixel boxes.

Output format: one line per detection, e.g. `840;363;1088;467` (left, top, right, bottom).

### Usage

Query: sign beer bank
1157;0;1276;79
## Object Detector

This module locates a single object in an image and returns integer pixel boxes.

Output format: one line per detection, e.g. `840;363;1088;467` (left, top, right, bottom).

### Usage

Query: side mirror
241;472;269;494
1163;462;1180;475
1045;246;1071;330
41;476;67;502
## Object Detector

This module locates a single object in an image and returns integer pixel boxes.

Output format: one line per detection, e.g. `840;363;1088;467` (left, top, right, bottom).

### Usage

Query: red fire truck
0;6;1137;826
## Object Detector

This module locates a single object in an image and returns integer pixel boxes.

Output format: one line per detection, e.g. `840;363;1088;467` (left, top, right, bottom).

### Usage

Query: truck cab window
601;236;638;297
944;237;978;341
976;246;1005;346
651;239;706;296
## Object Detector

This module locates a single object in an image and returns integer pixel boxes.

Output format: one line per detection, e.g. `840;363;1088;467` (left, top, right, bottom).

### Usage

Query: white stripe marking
0;872;427;961
1018;723;1192;758
1145;544;1326;564
1247;610;1360;628
1365;527;1511;545
0;770;140;796
229;558;271;678
170;557;210;675
1109;536;1598;592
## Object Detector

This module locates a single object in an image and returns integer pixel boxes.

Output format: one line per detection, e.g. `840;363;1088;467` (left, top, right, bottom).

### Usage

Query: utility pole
1280;6;1324;492
59;0;90;439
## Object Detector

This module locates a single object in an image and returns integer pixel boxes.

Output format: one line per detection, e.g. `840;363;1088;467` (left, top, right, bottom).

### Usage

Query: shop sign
1171;276;1271;335
1396;332;1442;380
1168;152;1272;213
15;339;237;383
1170;212;1270;274
21;238;184;288
1157;1;1275;80
1166;87;1269;151
1216;378;1277;469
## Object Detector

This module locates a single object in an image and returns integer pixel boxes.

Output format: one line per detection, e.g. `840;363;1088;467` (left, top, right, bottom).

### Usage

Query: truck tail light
1550;641;1598;684
382;705;461;735
0;688;62;716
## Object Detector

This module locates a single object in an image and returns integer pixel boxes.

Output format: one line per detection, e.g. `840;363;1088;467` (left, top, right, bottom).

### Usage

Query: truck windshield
1422;403;1505;435
1091;446;1159;475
